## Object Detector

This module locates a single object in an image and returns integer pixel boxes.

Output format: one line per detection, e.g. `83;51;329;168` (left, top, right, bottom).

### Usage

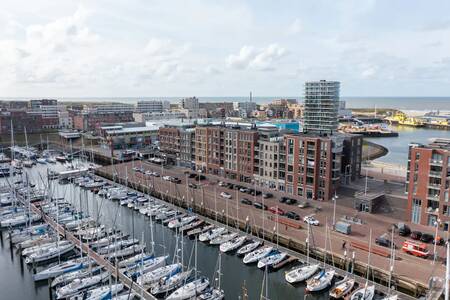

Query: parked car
152;172;160;177
397;222;411;236
285;211;300;220
218;181;226;187
240;198;252;205
375;234;396;249
420;233;434;244
286;198;297;205
194;174;206;181
303;215;319;226
250;190;262;196
253;202;268;210
402;240;429;258
220;192;232;199
162;176;172;181
279;197;288;203
410;231;423;240
269;206;285;215
188;173;197;178
234;185;244;190
240;187;250;193
188;183;198;189
226;183;234;189
298;201;310;209
171;177;181;184
262;193;273;199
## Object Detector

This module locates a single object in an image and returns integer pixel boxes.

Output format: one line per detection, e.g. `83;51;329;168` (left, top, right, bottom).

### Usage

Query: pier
28;202;157;300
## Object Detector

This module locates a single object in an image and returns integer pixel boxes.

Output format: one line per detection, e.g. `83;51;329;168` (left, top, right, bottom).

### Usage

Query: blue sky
1;0;450;97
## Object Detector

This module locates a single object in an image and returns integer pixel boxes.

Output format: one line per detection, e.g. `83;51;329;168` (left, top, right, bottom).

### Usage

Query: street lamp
332;192;338;227
433;218;441;265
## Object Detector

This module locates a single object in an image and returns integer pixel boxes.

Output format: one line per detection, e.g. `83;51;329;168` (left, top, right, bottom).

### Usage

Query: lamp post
433;218;441;265
332;191;338;227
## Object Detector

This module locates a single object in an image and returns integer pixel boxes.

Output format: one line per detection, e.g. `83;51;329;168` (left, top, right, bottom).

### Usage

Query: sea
2;96;450;110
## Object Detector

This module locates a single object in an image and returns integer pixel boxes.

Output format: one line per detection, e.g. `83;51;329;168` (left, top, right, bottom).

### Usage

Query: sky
1;0;450;98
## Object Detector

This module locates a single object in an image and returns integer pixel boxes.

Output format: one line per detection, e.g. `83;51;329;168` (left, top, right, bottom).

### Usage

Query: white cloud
288;18;302;35
227;44;287;71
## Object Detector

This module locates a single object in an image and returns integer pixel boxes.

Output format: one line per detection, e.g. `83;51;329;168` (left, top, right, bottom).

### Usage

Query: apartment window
411;198;421;224
287;174;293;183
297;187;303;196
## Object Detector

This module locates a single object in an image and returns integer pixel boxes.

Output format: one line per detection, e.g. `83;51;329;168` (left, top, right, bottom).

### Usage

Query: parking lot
100;160;447;286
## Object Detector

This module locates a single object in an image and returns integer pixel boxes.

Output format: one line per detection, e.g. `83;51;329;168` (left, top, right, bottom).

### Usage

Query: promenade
97;160;447;297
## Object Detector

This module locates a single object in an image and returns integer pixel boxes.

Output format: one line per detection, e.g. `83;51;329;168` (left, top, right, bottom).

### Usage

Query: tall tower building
303;80;340;134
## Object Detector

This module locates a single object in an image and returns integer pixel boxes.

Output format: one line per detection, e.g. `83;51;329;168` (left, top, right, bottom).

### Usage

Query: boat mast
445;241;449;300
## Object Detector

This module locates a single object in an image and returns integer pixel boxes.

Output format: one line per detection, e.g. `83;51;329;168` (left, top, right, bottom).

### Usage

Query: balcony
428;183;441;190
429;171;442;178
426;207;439;214
430;159;443;166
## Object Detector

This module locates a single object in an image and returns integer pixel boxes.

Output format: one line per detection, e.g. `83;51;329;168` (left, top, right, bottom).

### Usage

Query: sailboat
351;229;375;300
84;283;125;300
55;272;110;299
236;240;263;256
243;246;273;264
166;276;210;300
330;276;356;298
33;257;90;281
257;250;288;269
220;235;247;253
306;224;335;292
199;227;227;242
285;222;319;283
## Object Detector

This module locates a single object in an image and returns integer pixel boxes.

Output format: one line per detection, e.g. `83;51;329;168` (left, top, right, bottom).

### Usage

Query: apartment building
136;100;170;113
158;125;196;168
254;129;284;190
195;126;225;176
223;126;259;183
303;80;340;134
406;139;450;230
158;126;181;162
73;111;134;131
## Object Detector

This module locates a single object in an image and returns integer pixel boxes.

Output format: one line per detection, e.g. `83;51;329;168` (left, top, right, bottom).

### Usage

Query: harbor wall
95;168;429;299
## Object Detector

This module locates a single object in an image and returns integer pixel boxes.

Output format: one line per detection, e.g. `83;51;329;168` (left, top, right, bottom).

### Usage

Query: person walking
342;240;347;250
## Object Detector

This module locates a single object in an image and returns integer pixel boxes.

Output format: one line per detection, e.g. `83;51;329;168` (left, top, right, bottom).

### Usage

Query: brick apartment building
73;111;134;132
0;110;48;134
406;139;450;230
158;123;362;201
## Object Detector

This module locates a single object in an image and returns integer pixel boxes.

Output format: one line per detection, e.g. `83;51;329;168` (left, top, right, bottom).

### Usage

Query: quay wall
95;168;428;299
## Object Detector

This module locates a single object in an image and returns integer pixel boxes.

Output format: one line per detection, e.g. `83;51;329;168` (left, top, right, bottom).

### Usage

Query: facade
254;129;284;190
58;111;73;129
179;128;196;168
0;110;45;134
136;100;169;113
134;111;186;122
103;126;158;150
195;126;225;176
180;97;199;110
233;102;257;117
94;103;135;114
73;111;134;131
28;99;59;129
406;139;450;230
223;126;259;183
303;80;340;134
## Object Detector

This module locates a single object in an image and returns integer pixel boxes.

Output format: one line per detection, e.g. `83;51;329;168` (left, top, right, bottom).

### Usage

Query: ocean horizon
1;96;450;110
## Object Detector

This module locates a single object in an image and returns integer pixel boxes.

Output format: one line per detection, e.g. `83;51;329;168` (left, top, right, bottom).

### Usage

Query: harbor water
0;162;328;300
365;125;450;166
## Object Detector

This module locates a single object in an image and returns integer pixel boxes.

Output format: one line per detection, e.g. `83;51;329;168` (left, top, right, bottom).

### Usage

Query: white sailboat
285;222;319;283
237;240;263;256
84;283;124;300
25;242;75;264
243;246;273;264
330;276;356;298
306;224;335;292
257;251;288;269
55;272;109;299
136;263;182;285
166;276;209;300
33;257;89;281
210;232;238;245
220;235;247;253
150;269;193;295
351;229;375;300
199;227;227;242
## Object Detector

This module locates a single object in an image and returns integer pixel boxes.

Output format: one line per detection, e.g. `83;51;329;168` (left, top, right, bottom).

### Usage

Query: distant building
180;97;199;110
406;139;450;230
338;101;352;118
233;101;257;118
28;99;59;129
133;111;187;122
303;80;340;134
73;111;134;132
136;100;170;113
94;103;135;114
102;125;158;150
58;111;73;129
